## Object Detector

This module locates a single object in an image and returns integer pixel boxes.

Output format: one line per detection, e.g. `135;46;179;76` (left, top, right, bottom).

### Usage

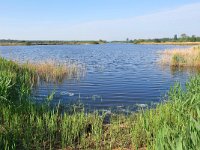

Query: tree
191;35;196;42
181;33;187;38
174;34;178;41
154;39;161;43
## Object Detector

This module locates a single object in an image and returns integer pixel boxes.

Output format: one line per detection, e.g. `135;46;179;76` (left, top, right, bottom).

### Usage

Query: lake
0;44;193;112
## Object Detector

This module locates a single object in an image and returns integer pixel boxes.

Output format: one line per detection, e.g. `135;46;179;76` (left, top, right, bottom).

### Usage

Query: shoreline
1;56;199;149
1;41;200;46
0;41;106;46
135;41;200;46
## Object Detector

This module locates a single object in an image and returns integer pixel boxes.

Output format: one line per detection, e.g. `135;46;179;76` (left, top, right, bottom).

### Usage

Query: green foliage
0;57;199;149
133;39;145;44
132;34;200;44
172;54;186;66
130;78;200;150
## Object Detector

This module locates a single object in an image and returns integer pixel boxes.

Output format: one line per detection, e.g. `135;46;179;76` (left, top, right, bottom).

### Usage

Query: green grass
0;57;200;149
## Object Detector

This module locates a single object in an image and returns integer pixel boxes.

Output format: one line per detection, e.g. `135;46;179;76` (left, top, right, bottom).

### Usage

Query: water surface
0;44;193;111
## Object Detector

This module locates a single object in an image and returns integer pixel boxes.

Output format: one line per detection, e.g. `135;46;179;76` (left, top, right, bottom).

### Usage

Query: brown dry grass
21;60;86;83
159;46;200;67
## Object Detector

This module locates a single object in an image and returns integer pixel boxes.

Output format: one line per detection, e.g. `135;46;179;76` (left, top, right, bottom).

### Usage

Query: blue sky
0;0;200;40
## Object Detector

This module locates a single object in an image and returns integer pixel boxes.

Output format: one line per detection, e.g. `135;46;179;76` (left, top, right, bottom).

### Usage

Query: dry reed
21;60;86;83
159;46;200;67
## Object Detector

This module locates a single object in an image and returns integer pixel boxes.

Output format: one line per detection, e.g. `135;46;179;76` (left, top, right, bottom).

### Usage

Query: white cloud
64;2;200;40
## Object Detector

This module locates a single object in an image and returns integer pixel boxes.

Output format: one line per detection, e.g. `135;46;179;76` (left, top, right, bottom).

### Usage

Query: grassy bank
0;57;200;149
160;46;200;67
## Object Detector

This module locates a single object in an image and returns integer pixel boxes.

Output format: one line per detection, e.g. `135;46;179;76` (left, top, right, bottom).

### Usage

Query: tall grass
130;78;200;149
0;57;199;149
21;60;86;83
3;58;86;84
160;46;200;67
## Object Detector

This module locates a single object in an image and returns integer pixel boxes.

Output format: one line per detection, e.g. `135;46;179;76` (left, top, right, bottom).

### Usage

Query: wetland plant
160;46;200;67
22;60;86;83
0;57;199;149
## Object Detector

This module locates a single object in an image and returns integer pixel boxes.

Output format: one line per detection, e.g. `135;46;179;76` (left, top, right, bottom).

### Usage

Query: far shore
1;40;200;46
135;41;200;46
0;40;106;46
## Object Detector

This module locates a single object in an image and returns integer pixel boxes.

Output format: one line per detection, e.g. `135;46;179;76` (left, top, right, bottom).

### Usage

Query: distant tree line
0;39;107;46
130;34;200;44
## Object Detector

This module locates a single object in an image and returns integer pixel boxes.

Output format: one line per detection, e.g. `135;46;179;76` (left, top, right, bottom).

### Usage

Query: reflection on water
170;66;200;76
0;44;194;111
160;65;200;77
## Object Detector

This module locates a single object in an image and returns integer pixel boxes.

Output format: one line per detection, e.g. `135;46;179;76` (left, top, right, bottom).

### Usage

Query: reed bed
160;46;200;67
0;57;200;149
22;60;86;83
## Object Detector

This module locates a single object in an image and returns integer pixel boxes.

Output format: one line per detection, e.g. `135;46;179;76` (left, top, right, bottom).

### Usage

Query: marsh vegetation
160;46;200;67
0;56;200;149
21;60;86;83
